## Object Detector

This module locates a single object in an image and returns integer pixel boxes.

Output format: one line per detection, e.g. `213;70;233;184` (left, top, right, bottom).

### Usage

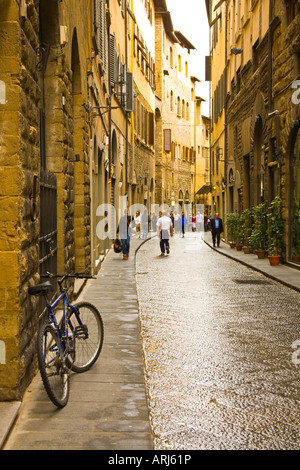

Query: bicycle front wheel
37;323;70;408
69;302;104;373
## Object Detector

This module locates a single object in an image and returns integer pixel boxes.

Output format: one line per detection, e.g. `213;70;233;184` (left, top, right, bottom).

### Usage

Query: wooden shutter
125;72;134;112
148;112;154;146
164;129;171;152
110;33;116;86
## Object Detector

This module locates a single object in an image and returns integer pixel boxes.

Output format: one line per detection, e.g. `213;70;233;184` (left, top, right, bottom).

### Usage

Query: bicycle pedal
74;324;88;338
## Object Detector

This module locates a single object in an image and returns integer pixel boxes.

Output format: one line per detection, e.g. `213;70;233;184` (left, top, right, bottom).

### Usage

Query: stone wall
0;0;41;399
0;0;92;400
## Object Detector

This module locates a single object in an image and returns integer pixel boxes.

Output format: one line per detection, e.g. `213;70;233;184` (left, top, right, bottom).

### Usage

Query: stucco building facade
0;0;207;401
154;2;197;210
206;0;300;264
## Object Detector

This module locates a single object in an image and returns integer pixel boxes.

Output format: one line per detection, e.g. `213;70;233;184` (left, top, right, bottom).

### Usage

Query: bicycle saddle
28;281;54;296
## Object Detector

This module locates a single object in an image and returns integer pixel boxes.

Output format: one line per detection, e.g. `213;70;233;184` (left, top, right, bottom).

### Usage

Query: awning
196;184;211;195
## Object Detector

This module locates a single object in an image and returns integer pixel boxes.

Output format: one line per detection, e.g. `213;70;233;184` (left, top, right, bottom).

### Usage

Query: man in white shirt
157;211;173;256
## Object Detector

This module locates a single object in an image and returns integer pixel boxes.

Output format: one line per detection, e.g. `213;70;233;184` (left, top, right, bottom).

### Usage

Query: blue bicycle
29;272;104;408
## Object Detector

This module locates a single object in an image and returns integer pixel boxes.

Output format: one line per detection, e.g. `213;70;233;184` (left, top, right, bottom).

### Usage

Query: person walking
196;211;203;231
210;212;223;247
180;211;187;238
151;213;157;232
170;211;175;230
134;211;141;238
192;213;196;232
174;211;180;233
141;209;149;239
157;211;173;256
116;210;133;259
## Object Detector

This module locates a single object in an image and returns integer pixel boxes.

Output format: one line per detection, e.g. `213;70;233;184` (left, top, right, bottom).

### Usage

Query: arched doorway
253;115;264;205
72;28;85;272
290;126;300;263
179;190;183;209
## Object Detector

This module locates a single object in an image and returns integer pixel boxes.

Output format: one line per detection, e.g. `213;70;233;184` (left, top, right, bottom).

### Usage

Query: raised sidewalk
2;237;153;450
1;232;299;449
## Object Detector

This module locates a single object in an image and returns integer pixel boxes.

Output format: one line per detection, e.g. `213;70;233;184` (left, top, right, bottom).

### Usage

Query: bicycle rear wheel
37;323;70;408
69;302;104;373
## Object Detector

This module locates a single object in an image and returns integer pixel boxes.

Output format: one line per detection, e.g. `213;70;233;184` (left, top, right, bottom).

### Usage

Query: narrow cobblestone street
136;233;300;450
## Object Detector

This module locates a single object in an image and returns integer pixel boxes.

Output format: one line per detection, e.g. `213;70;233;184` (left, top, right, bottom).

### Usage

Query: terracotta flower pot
243;246;251;254
236;244;243;251
268;255;280;266
256;249;266;259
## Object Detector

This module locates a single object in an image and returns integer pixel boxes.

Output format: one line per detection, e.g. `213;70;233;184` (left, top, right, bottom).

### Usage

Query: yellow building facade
207;0;300;263
0;0;208;400
154;2;197;211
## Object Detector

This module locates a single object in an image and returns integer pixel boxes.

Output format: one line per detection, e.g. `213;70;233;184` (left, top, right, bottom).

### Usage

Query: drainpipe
125;0;128;197
107;0;112;202
268;0;273;112
224;0;228;211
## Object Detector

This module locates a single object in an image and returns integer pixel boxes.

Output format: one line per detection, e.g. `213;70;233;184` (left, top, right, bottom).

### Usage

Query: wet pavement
2;231;300;451
3;238;153;451
136;232;300;450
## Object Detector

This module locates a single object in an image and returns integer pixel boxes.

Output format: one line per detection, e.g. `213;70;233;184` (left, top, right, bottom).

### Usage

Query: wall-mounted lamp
231;48;243;55
87;71;93;88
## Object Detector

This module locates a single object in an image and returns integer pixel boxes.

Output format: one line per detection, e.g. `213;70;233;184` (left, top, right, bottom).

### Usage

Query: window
148;112;154;146
185;61;188;78
178;54;181;72
290;127;300;261
286;0;298;24
177;97;181;116
170;47;173;68
186;102;190;121
164;129;172;152
94;0;107;71
137;99;140;136
170;90;173;111
252;39;259;73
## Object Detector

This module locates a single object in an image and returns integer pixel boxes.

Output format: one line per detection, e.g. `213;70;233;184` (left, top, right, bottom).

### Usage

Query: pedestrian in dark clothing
117;210;133;259
181;211;187;238
170;211;174;229
204;213;208;232
210;212;223;247
151;213;157;232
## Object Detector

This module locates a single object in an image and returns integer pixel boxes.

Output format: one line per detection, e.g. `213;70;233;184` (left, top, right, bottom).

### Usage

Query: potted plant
226;213;239;248
291;198;300;262
249;203;268;258
240;208;253;254
235;214;243;250
267;195;284;266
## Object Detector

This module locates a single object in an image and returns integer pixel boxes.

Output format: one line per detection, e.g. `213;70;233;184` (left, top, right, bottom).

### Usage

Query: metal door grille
39;169;57;296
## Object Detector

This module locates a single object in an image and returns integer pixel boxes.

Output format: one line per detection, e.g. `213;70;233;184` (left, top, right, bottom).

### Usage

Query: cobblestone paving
136;233;300;450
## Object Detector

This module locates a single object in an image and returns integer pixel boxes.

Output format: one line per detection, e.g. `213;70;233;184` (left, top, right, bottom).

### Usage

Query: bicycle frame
45;291;85;362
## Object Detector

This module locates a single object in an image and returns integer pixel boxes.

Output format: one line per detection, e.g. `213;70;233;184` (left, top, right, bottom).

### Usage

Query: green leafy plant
249;203;268;252
226;213;240;243
240;208;253;246
291;196;300;258
267;196;284;256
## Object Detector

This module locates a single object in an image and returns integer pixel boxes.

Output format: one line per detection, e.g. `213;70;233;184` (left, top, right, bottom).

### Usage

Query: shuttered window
164;129;171;152
148;113;154;146
94;0;107;73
